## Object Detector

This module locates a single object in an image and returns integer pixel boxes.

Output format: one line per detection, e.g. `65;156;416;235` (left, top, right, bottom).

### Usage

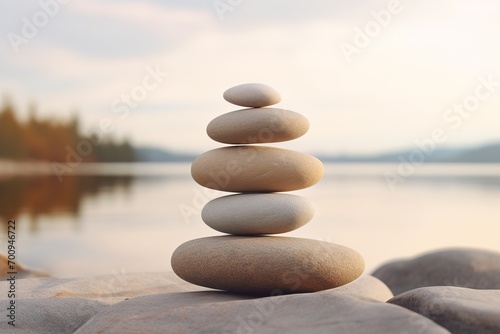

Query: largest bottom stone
171;236;364;295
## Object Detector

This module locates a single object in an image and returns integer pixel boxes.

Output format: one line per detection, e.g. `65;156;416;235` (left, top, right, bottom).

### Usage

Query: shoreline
1;247;499;333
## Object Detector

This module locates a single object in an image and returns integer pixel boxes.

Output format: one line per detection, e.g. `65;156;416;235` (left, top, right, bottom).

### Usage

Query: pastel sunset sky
1;0;499;155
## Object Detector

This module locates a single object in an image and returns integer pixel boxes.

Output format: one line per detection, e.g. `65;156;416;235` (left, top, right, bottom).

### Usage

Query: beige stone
171;236;365;294
202;193;314;235
223;83;281;107
207;108;309;144
191;146;324;192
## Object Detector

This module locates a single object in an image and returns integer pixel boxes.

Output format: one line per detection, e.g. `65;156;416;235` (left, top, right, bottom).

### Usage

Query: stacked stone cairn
172;83;365;295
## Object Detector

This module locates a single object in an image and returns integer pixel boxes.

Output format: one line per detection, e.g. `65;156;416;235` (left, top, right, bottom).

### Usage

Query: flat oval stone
207;108;309;144
191;146;324;192
223;83;281;107
202;193;315;235
171;236;365;294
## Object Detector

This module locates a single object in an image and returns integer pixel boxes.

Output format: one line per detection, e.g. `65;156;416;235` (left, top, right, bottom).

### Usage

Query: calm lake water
1;163;500;278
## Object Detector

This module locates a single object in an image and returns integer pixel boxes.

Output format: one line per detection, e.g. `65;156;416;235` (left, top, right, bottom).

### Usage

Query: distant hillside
135;142;500;163
134;147;196;162
319;148;465;163
450;143;500;163
321;142;500;163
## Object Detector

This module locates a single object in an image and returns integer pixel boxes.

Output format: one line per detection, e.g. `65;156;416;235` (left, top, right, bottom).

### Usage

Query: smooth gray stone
0;272;205;305
334;275;394;302
0;298;105;334
389;287;500;334
202;193;315;235
76;280;447;334
0;272;207;333
372;248;500;295
0;275;393;334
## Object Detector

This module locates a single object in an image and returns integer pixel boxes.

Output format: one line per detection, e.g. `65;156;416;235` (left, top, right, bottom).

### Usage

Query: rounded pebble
171;236;365;294
202;193;315;235
223;83;281;108
207;108;309;144
191;146;324;192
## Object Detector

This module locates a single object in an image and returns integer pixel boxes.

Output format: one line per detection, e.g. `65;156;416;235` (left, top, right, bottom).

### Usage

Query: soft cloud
1;0;500;154
70;0;212;34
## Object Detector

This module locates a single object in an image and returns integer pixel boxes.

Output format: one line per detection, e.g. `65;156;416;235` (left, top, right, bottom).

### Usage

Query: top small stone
223;83;281;108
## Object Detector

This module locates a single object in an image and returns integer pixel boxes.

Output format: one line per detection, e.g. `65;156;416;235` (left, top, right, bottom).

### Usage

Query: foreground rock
207;108;309;144
336;275;394;302
75;278;446;334
202;193;315;234
372;248;500;295
172;236;364;294
1;298;105;334
191;146;324;192
389;286;500;334
0;272;205;334
0;273;395;334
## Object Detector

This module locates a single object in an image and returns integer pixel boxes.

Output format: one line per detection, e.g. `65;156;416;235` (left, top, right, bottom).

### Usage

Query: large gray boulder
335;275;394;301
372;248;500;295
3;271;205;304
389;286;500;334
0;272;204;334
76;277;445;334
0;273;393;334
0;298;105;334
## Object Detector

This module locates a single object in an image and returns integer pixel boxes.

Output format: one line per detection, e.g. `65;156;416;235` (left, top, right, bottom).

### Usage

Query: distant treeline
0;102;134;162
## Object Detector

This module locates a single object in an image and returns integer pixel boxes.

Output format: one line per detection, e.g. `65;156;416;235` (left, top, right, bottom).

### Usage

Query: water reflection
1;163;500;278
0;175;133;226
2;164;500;225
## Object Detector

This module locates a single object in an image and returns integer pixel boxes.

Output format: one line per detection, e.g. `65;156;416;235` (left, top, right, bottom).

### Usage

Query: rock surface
207;108;309;144
335;275;394;302
389;286;500;334
223;83;281;107
171;236;365;294
191;146;324;192
0;271;398;334
6;272;204;304
1;298;105;334
372;248;500;295
76;280;447;334
0;272;205;334
202;193;314;235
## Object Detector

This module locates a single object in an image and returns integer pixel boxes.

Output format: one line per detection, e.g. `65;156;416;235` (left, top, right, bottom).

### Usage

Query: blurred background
0;0;499;278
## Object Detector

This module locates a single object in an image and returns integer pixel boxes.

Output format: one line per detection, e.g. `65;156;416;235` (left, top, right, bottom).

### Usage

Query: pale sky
1;0;500;155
